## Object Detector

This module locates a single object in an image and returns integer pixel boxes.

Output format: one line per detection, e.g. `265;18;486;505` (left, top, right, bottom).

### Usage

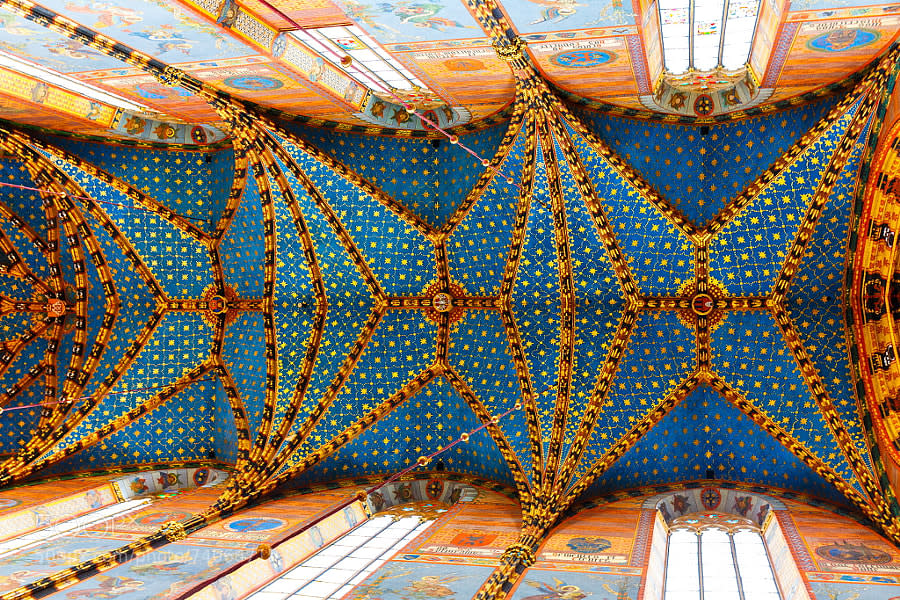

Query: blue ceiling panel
710;310;861;492
567;121;694;296
278;137;434;297
571;310;695;484
575;96;839;224
41;135;233;234
709;98;861;297
450;309;534;483
294;375;514;485
219;174;266;299
448;118;528;296
289;121;507;229
584;385;850;507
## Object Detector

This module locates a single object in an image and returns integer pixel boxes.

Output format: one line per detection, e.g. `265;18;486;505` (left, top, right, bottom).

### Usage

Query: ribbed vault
0;0;897;599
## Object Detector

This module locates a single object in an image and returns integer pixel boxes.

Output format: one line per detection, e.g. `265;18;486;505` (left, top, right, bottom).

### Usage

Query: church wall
341;487;520;600
779;498;900;599
506;498;646;600
0;481;226;596
0;478;358;600
0;476;118;544
9;480;900;600
340;491;900;600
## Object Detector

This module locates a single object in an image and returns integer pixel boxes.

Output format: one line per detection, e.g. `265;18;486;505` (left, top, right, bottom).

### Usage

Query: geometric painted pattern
0;2;897;598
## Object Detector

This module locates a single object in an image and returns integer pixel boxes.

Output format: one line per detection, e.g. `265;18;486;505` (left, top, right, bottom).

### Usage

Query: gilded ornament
160;520;187;542
492;37;526;63
258;543;271;559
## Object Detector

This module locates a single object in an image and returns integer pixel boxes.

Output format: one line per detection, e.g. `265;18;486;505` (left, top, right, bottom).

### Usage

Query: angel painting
65;576;144;599
402;574;462;599
520;578;588;600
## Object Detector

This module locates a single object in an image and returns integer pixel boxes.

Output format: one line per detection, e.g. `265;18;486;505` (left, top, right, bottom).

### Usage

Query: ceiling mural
0;7;126;73
334;0;483;43
769;12;900;102
0;0;897;133
501;0;636;32
0;0;899;598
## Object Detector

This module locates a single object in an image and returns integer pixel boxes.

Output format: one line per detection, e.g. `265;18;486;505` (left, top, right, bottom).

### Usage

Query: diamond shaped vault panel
294;376;514;486
574;96;839;225
584;385;851;506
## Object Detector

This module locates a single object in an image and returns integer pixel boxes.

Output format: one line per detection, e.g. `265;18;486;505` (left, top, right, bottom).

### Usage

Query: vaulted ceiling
0;0;899;551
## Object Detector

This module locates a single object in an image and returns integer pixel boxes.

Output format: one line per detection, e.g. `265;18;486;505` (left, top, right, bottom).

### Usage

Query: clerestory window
246;514;432;600
663;512;782;600
657;0;762;74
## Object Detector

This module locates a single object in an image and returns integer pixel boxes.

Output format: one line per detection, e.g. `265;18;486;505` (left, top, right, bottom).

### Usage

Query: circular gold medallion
433;292;453;313
692;293;715;316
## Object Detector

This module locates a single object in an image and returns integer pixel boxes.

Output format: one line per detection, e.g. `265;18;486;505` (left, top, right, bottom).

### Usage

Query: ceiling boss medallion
691;293;715;316
432;292;453;313
674;279;729;331
421;281;468;325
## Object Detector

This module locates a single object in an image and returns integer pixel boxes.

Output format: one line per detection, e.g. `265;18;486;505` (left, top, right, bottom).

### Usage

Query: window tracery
664;512;782;600
246;514;433;600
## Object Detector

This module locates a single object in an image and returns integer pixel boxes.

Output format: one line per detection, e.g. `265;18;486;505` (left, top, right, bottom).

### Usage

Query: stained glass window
657;0;762;74
291;26;427;96
0;49;149;111
663;512;781;600
0;498;149;559
247;515;432;600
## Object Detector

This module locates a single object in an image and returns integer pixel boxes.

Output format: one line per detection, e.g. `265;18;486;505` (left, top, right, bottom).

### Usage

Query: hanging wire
247;0;521;187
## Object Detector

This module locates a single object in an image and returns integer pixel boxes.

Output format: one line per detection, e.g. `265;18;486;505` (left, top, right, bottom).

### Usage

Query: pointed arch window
657;0;762;74
663;512;782;600
246;514;433;600
0;499;149;559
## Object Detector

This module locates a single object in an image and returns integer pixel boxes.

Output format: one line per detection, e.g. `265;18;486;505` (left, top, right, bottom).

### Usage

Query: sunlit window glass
246;515;431;600
658;0;762;74
663;513;781;600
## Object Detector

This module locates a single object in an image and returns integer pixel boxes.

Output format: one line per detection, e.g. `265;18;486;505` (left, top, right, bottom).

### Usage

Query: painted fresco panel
0;8;126;73
535;503;642;565
236;0;347;29
786;501;900;575
0;0;257;78
80;58;346;124
788;4;900;21
775;17;899;91
39;0;256;64
38;543;251;600
500;0;637;32
0;536;126;593
410;498;520;559
0;477;112;518
396;46;515;116
0;484;116;544
331;0;483;44
530;37;639;99
345;561;495;600
749;0;781;82
789;0;893;10
808;579;900;599
0;101;119;137
509;568;641;600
